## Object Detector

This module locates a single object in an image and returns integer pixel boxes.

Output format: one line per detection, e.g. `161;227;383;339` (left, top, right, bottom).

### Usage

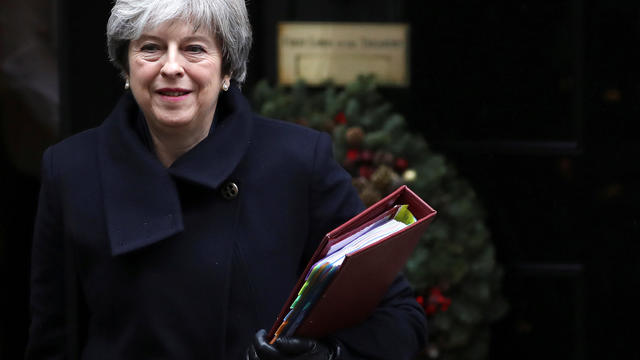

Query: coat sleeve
25;147;66;360
307;133;427;360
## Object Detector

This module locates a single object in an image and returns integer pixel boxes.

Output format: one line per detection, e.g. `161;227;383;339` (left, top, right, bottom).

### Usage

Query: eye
140;43;160;52
185;45;205;54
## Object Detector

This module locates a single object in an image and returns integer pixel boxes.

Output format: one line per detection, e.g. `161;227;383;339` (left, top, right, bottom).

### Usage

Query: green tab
298;281;309;296
394;204;417;225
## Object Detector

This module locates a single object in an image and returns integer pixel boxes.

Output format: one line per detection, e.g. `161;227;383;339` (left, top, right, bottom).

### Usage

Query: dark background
2;0;639;358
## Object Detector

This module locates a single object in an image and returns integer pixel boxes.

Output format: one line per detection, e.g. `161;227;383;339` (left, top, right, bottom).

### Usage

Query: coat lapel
168;84;253;188
97;83;253;256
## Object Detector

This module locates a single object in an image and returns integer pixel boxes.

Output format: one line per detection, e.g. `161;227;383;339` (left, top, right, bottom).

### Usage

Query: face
128;21;230;135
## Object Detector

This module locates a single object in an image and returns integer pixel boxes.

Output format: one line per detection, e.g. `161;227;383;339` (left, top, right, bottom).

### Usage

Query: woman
26;0;427;359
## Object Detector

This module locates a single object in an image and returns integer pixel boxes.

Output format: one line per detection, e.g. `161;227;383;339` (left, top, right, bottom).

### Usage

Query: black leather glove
245;329;339;360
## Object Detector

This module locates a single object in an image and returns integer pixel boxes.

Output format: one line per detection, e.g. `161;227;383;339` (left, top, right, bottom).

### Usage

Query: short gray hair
106;0;252;84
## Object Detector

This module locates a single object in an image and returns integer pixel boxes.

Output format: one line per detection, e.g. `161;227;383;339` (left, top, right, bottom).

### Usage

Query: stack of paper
271;205;417;341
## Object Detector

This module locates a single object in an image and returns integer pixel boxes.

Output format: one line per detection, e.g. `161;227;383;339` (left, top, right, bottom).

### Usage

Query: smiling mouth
157;89;192;97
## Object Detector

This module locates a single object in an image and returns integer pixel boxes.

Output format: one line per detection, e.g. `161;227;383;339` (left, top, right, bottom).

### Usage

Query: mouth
156;88;192;97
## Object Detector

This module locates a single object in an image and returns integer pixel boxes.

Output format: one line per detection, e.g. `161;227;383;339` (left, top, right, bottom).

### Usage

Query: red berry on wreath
425;287;452;315
334;112;347;124
343;149;360;170
346;149;360;161
395;157;409;172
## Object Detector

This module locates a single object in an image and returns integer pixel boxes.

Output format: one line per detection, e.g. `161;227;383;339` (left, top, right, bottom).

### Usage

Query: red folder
268;185;437;340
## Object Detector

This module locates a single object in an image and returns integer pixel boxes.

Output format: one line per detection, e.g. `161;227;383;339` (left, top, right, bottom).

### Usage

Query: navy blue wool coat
26;84;427;360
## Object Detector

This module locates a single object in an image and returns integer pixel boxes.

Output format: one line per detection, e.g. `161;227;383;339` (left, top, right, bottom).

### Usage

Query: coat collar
98;84;253;256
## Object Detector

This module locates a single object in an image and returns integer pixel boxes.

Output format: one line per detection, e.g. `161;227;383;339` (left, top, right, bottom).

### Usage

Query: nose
160;46;184;78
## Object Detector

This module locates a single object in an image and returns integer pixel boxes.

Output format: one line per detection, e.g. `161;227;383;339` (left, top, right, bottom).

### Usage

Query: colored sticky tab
290;295;302;310
298;281;309;296
270;320;288;344
394;204;416;225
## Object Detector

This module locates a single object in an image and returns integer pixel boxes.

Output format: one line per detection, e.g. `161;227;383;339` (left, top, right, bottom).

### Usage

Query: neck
147;120;212;168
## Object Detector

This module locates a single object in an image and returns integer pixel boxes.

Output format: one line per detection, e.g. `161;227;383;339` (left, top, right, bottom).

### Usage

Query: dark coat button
221;181;239;200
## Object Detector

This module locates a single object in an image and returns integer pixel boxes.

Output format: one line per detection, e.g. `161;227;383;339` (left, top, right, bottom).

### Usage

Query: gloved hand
245;329;339;360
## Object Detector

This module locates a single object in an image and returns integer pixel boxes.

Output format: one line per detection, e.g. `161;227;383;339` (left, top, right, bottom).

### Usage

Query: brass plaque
278;22;409;86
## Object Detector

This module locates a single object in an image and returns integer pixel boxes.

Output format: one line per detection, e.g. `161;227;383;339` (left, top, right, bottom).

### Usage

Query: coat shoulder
252;115;323;141
250;115;329;155
252;115;329;160
51;127;100;151
43;127;101;179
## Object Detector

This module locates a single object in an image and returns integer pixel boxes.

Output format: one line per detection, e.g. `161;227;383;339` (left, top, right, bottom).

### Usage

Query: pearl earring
124;78;130;90
222;80;229;92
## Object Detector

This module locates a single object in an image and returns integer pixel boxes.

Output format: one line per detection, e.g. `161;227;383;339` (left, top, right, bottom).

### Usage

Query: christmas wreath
251;75;508;359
